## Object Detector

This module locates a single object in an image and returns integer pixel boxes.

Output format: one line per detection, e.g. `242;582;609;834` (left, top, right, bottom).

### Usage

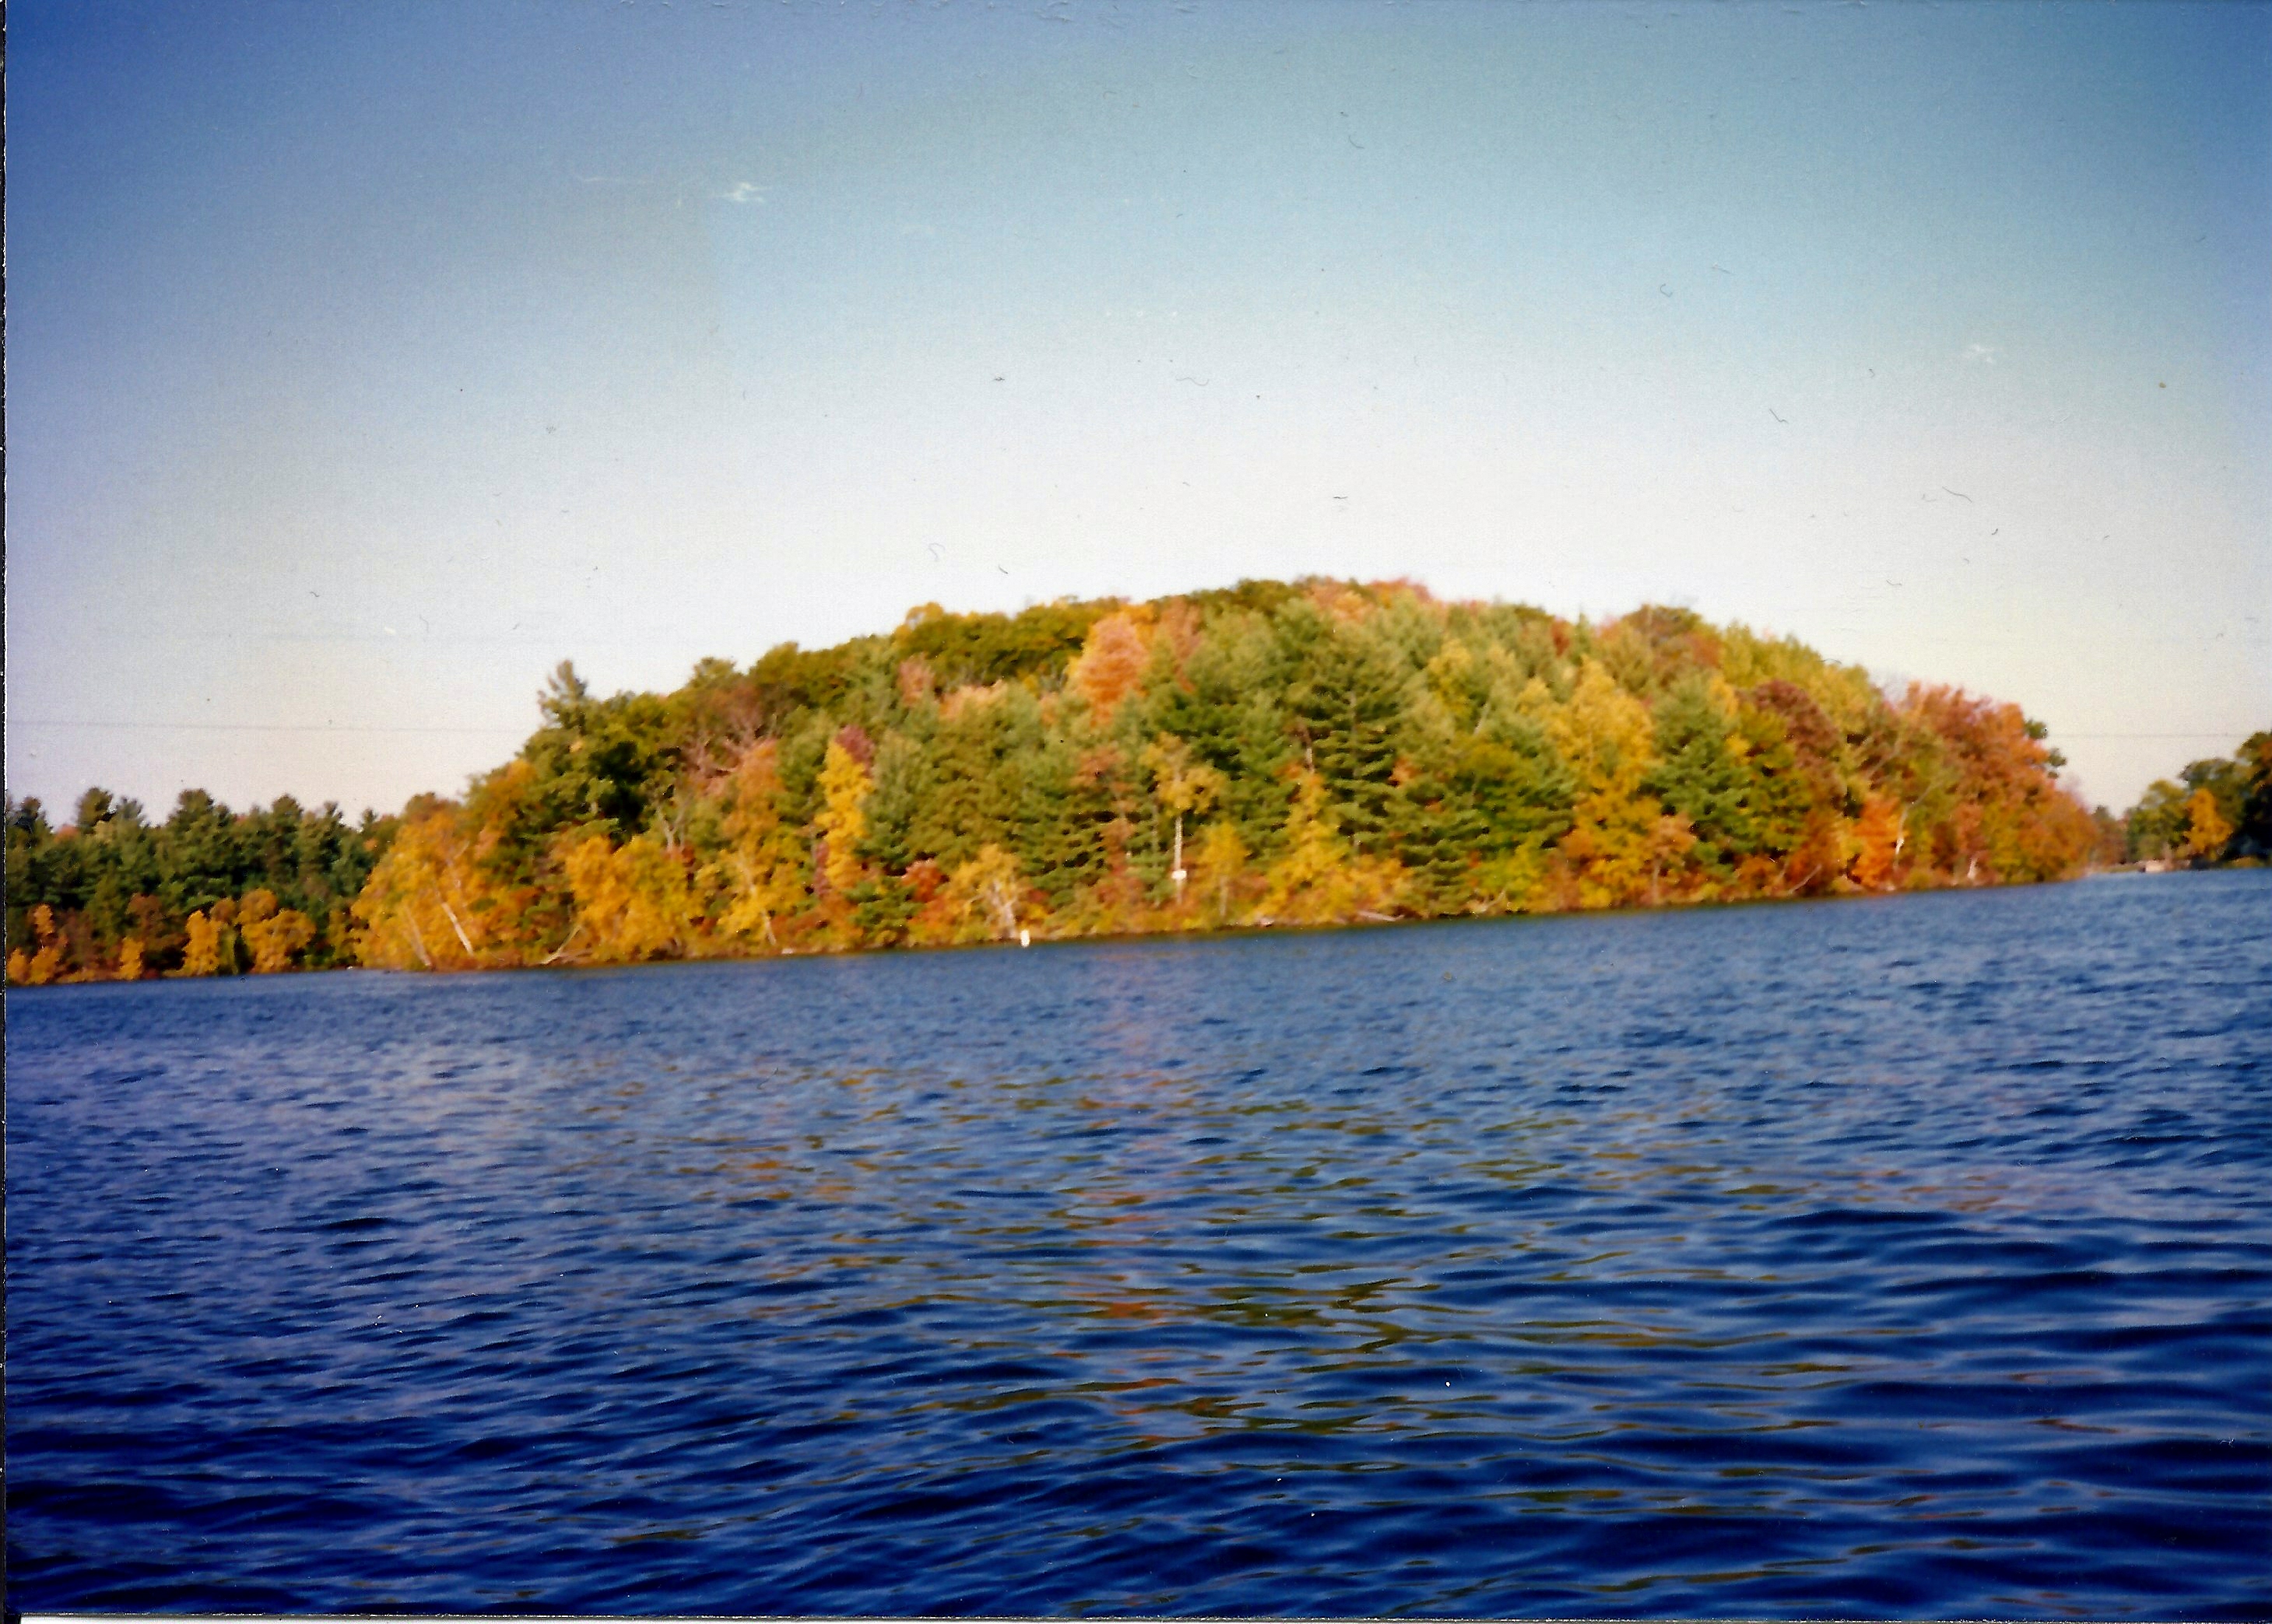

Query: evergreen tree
1277;603;1407;858
1645;675;1759;874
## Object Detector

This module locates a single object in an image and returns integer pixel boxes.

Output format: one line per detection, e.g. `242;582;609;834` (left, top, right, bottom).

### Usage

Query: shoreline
20;865;2230;987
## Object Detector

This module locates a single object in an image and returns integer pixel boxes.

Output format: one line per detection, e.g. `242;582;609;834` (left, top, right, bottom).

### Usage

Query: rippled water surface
8;873;2270;1615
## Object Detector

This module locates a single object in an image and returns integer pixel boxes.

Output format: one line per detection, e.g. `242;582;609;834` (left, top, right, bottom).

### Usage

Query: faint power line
12;721;527;735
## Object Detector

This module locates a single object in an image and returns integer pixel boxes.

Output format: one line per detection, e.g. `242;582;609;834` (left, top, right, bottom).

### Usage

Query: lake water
7;873;2270;1616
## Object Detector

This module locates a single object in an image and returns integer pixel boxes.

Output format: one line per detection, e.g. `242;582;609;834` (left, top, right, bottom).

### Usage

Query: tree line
7;791;387;984
2119;733;2272;868
8;578;2151;983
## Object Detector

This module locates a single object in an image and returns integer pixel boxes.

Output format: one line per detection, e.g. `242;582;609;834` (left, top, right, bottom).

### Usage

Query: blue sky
7;0;2267;819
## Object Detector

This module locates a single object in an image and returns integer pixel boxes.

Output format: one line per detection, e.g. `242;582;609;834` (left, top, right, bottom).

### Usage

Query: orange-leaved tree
1898;684;2092;883
1849;798;1904;891
1067;611;1152;724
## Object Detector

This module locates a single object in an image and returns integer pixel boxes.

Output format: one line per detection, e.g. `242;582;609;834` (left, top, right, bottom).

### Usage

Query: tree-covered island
10;579;2263;984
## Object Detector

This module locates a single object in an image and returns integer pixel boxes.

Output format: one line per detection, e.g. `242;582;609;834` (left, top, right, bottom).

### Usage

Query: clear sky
8;0;2267;820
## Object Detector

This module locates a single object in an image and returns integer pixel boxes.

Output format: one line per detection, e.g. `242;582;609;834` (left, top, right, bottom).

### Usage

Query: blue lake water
7;872;2270;1616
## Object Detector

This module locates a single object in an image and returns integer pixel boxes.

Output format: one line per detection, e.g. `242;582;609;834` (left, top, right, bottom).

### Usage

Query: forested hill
10;578;2106;982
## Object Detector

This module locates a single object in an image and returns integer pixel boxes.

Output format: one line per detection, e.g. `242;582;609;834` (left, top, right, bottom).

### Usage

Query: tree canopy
10;579;2121;984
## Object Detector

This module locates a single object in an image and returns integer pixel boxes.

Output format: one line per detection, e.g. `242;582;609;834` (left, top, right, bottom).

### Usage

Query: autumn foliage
13;580;2139;984
2122;731;2272;867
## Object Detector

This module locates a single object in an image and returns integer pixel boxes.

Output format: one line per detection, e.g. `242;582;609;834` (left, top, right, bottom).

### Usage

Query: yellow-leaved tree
1191;819;1250;927
1141;734;1227;906
8;904;68;985
1470;847;1549;915
814;737;873;899
239;889;317;973
1253;768;1403;926
939;843;1027;942
2183;787;2233;861
352;807;502;970
562;833;693;963
1539;660;1674;908
177;903;237;977
709;742;808;951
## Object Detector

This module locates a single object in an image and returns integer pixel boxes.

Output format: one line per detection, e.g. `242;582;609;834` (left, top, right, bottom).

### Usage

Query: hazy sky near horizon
8;0;2267;819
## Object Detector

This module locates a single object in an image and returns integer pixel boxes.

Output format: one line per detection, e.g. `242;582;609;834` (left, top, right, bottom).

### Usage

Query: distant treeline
2120;733;2272;868
9;577;2204;984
